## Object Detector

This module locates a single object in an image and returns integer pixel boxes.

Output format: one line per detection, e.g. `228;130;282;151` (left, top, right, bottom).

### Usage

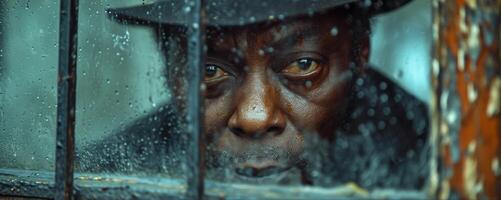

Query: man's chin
206;165;304;185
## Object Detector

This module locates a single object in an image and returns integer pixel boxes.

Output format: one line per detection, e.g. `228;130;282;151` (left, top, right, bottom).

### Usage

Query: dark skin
183;11;370;183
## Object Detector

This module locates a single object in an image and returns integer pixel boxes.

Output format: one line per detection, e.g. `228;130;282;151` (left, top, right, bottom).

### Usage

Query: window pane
73;0;432;196
0;0;59;171
74;0;191;183
201;0;431;191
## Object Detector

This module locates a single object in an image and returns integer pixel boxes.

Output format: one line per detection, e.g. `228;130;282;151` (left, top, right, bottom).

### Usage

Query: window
1;0;500;199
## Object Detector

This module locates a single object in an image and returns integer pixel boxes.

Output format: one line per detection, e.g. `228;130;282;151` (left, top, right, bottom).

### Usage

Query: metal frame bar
185;0;206;199
55;0;79;199
0;169;428;200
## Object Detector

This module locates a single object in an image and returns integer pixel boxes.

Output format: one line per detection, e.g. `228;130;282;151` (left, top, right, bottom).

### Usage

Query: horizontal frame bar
0;169;429;200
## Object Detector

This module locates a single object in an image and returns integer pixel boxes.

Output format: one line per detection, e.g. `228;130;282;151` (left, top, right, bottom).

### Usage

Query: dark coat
76;67;429;189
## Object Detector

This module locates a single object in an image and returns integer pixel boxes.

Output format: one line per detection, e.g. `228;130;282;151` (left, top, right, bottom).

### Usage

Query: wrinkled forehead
205;9;352;50
155;8;355;55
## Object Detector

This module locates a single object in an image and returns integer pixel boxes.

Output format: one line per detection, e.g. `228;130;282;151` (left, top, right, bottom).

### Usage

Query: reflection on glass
0;0;59;170
76;0;431;191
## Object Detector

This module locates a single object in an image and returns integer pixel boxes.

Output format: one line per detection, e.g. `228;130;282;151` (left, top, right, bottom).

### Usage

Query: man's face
179;11;365;183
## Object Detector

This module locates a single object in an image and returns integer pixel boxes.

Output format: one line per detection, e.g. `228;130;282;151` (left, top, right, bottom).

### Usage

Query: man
77;0;429;190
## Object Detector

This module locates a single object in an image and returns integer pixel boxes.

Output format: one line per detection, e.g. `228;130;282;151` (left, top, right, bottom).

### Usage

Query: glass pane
0;0;59;171
73;0;433;196
201;0;431;191
74;0;190;182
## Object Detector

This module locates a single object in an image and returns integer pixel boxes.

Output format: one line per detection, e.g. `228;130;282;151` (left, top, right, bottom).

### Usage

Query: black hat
107;0;411;27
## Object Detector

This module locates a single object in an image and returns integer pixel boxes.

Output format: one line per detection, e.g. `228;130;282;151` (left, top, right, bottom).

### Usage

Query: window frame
1;0;499;199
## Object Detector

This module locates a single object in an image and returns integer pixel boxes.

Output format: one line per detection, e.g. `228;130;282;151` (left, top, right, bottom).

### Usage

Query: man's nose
228;74;285;139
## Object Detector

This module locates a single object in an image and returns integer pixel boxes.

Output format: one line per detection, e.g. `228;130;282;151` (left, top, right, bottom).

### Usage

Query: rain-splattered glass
74;0;190;182
202;0;432;191
0;0;59;171
0;0;433;195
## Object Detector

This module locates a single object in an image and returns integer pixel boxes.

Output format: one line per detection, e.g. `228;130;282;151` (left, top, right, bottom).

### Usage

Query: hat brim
106;0;411;27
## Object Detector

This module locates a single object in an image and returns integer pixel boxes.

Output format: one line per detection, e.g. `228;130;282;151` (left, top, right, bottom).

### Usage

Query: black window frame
0;0;440;199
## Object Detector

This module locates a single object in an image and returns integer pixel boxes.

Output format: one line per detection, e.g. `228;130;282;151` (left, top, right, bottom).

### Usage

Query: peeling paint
433;59;440;76
433;0;500;199
466;0;478;9
464;141;479;200
439;179;450;200
467;83;478;103
458;48;465;71
487;77;501;117
491;158;500;176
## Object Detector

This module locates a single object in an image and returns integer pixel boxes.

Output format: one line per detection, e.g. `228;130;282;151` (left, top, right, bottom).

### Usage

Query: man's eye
281;58;321;76
205;64;228;82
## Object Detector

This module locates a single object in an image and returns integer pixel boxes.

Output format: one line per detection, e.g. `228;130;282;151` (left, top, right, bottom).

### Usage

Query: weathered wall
432;0;501;199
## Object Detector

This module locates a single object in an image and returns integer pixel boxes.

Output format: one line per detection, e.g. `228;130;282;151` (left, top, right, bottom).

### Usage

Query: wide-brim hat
107;0;411;27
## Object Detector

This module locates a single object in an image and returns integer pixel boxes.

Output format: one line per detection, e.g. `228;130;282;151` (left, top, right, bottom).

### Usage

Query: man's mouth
204;157;306;185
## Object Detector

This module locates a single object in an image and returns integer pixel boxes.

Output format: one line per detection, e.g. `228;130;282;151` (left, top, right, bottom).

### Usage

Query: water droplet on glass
305;80;312;88
258;49;265;56
330;26;338;36
363;0;372;7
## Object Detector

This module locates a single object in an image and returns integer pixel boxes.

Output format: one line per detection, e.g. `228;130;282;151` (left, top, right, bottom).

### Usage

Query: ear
353;35;370;75
360;36;370;66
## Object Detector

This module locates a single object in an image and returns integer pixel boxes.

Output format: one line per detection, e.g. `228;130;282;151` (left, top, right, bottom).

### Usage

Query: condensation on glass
0;0;435;198
0;0;500;199
0;0;59;171
197;0;432;192
73;0;193;182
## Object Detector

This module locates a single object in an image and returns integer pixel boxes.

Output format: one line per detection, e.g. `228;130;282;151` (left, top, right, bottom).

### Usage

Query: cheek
204;90;233;138
279;89;329;133
280;65;351;132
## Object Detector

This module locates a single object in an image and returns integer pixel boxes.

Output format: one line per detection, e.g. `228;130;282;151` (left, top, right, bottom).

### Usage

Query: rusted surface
185;0;206;200
433;0;501;199
55;0;79;199
0;168;429;200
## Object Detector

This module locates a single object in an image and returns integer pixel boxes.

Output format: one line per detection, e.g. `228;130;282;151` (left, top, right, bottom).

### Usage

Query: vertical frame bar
55;0;79;199
186;0;206;199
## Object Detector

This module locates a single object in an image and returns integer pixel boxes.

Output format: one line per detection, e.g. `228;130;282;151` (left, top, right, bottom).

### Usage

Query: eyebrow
205;23;321;60
268;24;320;50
